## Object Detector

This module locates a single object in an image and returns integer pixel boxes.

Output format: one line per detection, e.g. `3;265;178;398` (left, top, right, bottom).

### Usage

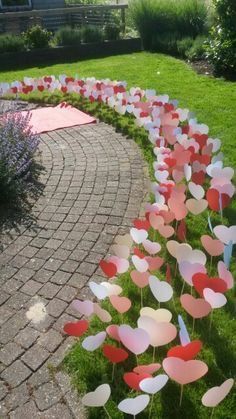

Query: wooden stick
149;394;154;419
103;406;112;419
111;363;115;382
179;385;184;407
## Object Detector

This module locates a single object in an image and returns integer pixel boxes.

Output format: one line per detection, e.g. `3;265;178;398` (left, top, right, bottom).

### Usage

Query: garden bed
0;38;142;70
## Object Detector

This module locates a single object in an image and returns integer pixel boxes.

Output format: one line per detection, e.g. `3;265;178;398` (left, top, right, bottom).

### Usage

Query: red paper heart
167;340;202;361
190;154;210;166
191;171;205;185
133;247;146;259
99;260;117;278
192;273;227;296
133;219;150;231
177;219;187;242
63;320;88;337
103;344;128;364
192;134;208;149
164;157;177;168
206;189;231;211
37;85;44;92
166;263;172;284
145;256;164;271
61;86;68;93
11;87;18;94
123;372;151;391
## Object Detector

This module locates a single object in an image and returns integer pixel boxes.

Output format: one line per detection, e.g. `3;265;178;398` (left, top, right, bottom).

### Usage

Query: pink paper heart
201;235;224;257
158;224;175;238
109;256;129;274
106;324;120;342
145;256;164;271
217;261;234;289
109;295;131;314
179;261;206;286
133;363;161;375
162;357;208;385
138;316;177;347
201;378;234;407
168;198;188;220
149;214;164;230
118;325;150;355
72;299;94;317
186;199;208;215
143;239;161;255
130;270;149;288
180;294;212;318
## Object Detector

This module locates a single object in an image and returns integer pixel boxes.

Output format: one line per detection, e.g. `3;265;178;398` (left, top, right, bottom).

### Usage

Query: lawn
0;52;235;418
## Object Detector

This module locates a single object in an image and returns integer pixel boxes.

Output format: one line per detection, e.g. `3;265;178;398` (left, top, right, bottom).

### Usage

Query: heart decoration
179;261;206;286
118;325;150;355
140;307;172;323
162;357;208;385
143;239;161;254
167;340;203;361
201;378;234;407
63;320;89;337
82;383;111;407
94;303;112;323
149;275;173;302
192;273;227;296
106;324;120;342
139;374;169;394
82;331;107;351
89;281;108;300
180;294;212;318
130;270;149;288
99;260;117;278
130;228;148;244
217;261;234;289
101;282;122;296
72;299;94;317
132;255;149;272
103;344;128;364
133;363;161;375
109;295;132;314
138;316;177;347
115;233;133;248
203;288;227;309
110;244;130;259
213;225;236;245
201;235;224;257
118;395;150;416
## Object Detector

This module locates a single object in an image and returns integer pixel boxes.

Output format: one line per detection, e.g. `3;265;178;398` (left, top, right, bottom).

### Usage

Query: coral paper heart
130;270;149;288
133;363;161;375
201;235;224;256
192;273;227;296
63;320;89;337
146;256;164;271
162;357;208;385
123;372;151;391
109;295;131;314
106;325;120;342
103;344;128;364
99;260;117;278
201;378;234;407
167;340;203;361
180;294;212;318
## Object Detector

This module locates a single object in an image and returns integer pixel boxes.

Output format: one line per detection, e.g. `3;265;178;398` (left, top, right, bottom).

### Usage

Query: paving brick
2;278;22;294
6;292;30;311
56;285;77;303
0;342;24;366
39;283;61;299
43;258;63;272
77;261;97;276
5;382;30;410
46;298;68;317
21;344;50;371
40;402;73;418
45;238;62;250
1;360;31;388
14;267;35;282
20;280;43;296
38;329;63;352
9;400;39;419
33;269;54;284
0;380;8;401
34;382;62;411
14;327;40;349
0;306;13;326
0;311;29;344
50;270;71;285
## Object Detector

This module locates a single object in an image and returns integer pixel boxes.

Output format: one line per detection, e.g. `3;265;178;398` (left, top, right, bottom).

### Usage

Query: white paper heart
82;383;111;407
203;288;227;309
118;325;150;355
140;374;169;394
82;331;106;351
89;281;108;300
140;307;172;323
118;395;150;416
101;282;122;296
188;182;205;200
132;255;149;272
130;228;148;244
149;276;173;302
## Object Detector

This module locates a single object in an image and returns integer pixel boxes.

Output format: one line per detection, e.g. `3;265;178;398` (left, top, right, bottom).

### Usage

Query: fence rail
0;4;128;34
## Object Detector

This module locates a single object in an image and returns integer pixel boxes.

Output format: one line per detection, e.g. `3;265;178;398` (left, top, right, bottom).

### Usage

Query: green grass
0;52;235;418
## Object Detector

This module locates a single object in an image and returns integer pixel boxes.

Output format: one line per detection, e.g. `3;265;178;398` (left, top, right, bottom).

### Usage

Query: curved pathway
0;116;149;417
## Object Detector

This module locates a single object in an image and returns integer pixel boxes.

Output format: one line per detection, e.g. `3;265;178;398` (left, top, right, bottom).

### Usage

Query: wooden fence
0;4;127;34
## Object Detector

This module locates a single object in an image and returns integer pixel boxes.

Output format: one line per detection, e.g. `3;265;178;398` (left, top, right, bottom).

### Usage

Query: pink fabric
20;103;96;134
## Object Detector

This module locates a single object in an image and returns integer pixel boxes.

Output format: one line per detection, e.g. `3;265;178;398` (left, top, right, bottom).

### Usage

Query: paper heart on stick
118;395;150;416
203;288;227;309
186;198;208;215
103;344;128;364
168;198;188;220
201;378;234;407
133;218;151;231
82;383;111;407
63;320;89;337
149;275;173;302
115;234;133;248
167;340;203;361
101;282;122;296
106;324;120;342
132;255;149;272
146;256;164;271
110;244;130;259
130;228;148;244
109;295;131;314
140;374;169;394
179;261;206;286
158;224;175;238
89;281;108;300
138;316;177;347
133;363;161;375
206;189;231;212
213;225;236;245
118;325;150;355
180;294;212;318
162;357;208;385
94;303;112;323
188;182;205;200
192;273;227;296
99;260;117;278
109;256;129;274
130;270;149;288
201;235;224;257
82;331;106;351
123;372;151;391
140;307;172;323
149;213;165;230
143;239;161;255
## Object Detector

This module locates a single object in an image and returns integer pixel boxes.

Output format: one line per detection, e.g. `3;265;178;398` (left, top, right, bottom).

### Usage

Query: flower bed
0;76;235;417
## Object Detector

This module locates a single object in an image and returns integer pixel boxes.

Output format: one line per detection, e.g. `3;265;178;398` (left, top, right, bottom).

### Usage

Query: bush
177;37;194;58
0;33;25;54
23;25;52;49
205;0;236;75
0;111;40;202
81;25;103;43
55;26;81;46
104;22;121;41
177;35;206;60
130;0;209;51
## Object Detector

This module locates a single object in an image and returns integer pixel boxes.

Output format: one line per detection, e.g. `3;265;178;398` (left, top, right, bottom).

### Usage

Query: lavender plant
0;110;40;202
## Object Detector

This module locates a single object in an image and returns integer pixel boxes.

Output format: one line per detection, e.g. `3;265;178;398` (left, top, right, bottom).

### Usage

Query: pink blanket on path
20;103;96;134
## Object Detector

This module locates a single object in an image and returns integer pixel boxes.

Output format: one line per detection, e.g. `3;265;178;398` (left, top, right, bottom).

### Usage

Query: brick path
0;109;149;417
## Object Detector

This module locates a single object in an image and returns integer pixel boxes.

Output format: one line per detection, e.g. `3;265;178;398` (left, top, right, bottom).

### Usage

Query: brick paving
0;105;149;418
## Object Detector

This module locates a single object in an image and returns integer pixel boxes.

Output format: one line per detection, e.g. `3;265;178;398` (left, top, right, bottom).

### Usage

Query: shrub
0;110;40;202
186;35;206;61
205;0;236;75
130;0;209;51
23;25;52;49
177;37;194;58
55;26;81;46
104;22;121;41
0;33;25;54
81;25;103;43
